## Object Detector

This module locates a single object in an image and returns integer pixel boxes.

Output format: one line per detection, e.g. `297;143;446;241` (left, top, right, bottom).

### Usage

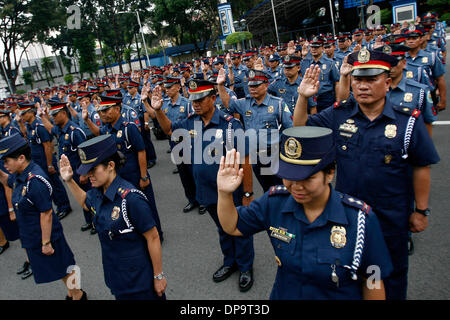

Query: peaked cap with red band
49;100;68;116
96;95;122;112
187;79;216;101
347;48;398;77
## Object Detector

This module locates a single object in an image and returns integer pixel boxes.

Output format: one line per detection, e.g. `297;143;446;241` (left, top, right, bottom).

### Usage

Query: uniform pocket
316;248;354;287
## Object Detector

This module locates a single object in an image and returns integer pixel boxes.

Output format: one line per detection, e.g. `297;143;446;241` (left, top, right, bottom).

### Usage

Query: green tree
41;56;54;85
64;74;73;84
22;71;34;89
73;33;98;78
0;0;64;92
425;0;450;21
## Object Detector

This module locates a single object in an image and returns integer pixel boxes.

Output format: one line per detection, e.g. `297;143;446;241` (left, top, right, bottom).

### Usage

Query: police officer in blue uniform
404;25;446;111
42;101;96;234
59;135;166;300
217;128;393;300
0;109;22;138
83;95;163;242
265;53;282;81
0;134;86;299
73;91;102;140
17;102;72;220
268;55;316;114
228;69;293;192
151;79;255;292
161;76;199;213
230;52;247;99
335;32;353;62
210;70;238;115
123;81;157;168
293;49;440;300
300;37;340;113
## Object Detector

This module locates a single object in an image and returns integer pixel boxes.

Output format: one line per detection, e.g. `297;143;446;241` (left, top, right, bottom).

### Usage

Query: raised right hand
59;154;74;182
151;86;163;110
298;65;321;98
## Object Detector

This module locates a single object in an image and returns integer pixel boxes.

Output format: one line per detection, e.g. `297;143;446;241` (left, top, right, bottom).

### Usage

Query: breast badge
64;134;69;140
111;206;120;220
404;93;413;103
406;71;413;79
117;130;123;138
268;106;274;113
330;226;346;248
384;124;397;139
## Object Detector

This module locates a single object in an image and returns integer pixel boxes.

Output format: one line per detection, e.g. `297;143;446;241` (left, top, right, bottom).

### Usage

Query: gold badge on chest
21;186;27;196
330;226;346;248
422;57;428;64
384;124;397;139
404;93;413;103
111;206;120;220
268;106;274;113
406;71;413;79
179;106;185;113
65;133;69;140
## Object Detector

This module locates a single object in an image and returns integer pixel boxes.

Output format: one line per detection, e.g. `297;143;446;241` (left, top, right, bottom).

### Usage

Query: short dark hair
96;151;126;173
6;144;31;161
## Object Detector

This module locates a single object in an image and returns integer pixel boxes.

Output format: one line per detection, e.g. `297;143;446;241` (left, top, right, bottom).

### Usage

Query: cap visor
351;68;386;77
276;160;316;181
188;90;212;101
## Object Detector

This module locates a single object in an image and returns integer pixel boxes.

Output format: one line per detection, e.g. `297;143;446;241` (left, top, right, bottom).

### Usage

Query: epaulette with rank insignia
223;114;233;121
342;194;371;215
393;105;421;118
333;99;348;109
118;187;130;199
26;173;36;181
268;185;290;196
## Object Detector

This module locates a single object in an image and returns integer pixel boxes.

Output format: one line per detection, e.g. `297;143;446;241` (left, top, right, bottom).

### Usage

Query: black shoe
65;295;73;300
57;208;72;220
147;161;156;169
198;205;206;215
0;241;9;255
183;202;198;213
172;168;179;174
80;290;88;300
239;270;253;292
81;223;92;232
166;149;171;154
17;261;30;275
408;238;414;256
21;267;33;280
213;265;237;283
90;226;98;235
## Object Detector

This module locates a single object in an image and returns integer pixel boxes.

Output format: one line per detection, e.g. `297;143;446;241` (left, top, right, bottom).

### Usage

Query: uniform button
341;145;347;151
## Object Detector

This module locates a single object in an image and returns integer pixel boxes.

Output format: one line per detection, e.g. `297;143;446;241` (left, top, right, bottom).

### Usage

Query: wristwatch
154;272;165;280
244;192;254;198
140;176;149;182
415;207;430;216
42;240;51;246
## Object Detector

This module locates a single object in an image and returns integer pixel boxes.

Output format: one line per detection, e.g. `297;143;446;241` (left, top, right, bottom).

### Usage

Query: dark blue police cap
96;95;122;112
76;134;117;175
347;48;398;76
268;53;281;62
276;127;335;181
0;133;28;159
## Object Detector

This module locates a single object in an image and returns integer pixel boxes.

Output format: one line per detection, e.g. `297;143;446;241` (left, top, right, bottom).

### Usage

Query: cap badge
111;206;120;220
189;81;198;90
284;137;302;159
284;56;290;62
249;70;256;78
382;45;392;55
78;149;87;162
358;47;370;63
330;226;347;248
409;24;416;32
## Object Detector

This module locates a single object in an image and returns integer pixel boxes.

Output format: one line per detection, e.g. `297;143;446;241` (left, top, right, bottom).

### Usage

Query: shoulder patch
223;114;233;121
268;185;290;196
393;105;421;118
342;194;371;215
27;173;36;181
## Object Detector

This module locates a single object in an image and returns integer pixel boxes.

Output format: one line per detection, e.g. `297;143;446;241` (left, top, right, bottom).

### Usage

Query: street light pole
135;10;151;67
270;0;280;46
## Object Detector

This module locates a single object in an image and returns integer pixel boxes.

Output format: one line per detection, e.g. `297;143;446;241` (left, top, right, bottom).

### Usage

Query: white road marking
433;121;450;125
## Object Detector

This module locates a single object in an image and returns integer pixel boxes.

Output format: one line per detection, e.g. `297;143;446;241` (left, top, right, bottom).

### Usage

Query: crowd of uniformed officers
0;11;446;300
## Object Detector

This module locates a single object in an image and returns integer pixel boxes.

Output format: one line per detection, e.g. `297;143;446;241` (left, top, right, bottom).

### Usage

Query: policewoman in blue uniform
217;128;393;299
151;79;256;292
83;95;163;241
59;135;166;300
17;102;72;220
293;49;440;300
0;133;86;300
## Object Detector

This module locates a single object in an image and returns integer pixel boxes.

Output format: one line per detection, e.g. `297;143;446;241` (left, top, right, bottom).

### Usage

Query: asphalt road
0;48;449;301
